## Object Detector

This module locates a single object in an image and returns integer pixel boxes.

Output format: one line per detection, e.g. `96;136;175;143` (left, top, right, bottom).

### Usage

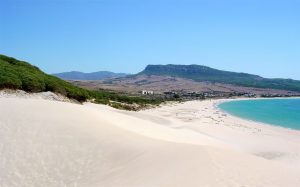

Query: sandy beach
1;94;300;187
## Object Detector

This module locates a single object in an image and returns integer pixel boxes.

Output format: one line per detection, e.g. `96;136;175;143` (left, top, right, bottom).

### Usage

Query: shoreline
136;99;300;168
216;98;300;132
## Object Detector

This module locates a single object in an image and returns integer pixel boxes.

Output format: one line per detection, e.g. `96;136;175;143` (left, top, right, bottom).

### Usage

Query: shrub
0;71;22;89
20;73;46;92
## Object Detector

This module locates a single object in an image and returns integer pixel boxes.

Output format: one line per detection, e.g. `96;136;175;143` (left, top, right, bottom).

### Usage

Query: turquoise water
218;99;300;130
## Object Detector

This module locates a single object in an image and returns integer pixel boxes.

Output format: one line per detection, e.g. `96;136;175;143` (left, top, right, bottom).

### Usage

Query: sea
218;98;300;130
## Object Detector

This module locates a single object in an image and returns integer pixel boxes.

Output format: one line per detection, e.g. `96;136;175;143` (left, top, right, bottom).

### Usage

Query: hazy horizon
1;0;299;79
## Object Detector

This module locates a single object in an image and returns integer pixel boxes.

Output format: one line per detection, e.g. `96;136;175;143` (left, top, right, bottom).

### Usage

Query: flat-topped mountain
138;64;300;92
53;71;129;80
140;64;261;80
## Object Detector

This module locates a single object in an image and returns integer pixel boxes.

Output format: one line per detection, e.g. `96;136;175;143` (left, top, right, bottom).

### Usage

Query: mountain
52;71;129;80
138;64;300;92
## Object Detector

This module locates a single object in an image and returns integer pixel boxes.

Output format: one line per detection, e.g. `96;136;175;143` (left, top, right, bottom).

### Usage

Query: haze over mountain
52;71;129;80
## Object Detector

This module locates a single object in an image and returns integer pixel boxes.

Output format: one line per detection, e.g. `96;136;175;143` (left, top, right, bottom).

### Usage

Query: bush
44;76;67;95
20;73;46;92
0;71;22;89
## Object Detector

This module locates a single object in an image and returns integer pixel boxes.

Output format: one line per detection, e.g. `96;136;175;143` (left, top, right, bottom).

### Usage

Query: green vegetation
139;64;300;92
90;89;163;106
0;54;163;109
0;54;89;101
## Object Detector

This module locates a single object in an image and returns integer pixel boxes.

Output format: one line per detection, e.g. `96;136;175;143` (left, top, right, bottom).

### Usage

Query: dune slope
0;98;299;187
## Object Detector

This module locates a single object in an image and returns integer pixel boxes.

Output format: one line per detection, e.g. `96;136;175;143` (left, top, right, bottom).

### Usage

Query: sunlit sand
1;95;300;186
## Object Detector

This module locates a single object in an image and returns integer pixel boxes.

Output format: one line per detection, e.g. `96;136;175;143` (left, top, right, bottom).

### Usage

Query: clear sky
1;0;299;79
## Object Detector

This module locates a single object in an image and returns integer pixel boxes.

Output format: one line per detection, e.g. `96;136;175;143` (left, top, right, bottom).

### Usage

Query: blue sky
1;0;299;79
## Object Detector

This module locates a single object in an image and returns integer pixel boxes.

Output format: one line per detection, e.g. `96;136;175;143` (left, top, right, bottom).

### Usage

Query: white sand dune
1;97;300;187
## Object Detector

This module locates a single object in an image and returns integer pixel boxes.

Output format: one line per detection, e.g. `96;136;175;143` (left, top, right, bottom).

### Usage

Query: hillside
71;74;300;98
138;64;300;92
0;54;89;101
53;71;128;80
0;54;163;109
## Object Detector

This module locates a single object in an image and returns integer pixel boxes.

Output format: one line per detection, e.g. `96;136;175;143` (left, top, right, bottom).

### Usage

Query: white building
141;90;154;95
